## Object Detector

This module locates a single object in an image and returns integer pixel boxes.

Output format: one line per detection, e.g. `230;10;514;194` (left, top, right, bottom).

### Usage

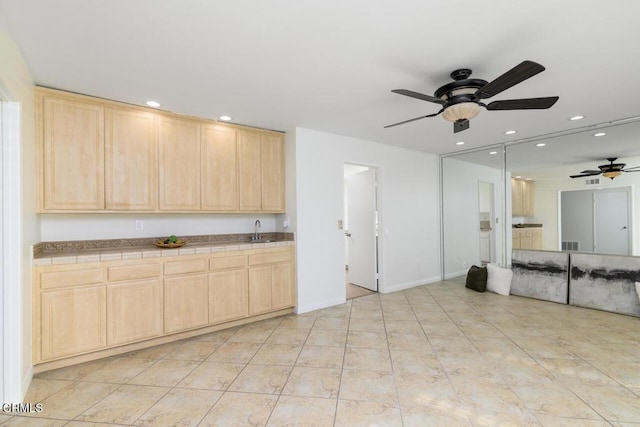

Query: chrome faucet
253;219;261;241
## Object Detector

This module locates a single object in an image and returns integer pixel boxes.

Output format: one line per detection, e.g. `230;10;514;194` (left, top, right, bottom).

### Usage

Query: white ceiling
2;1;640;155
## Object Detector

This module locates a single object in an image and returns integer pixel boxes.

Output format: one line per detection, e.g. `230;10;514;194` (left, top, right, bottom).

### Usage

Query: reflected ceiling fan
385;60;559;133
570;158;640;180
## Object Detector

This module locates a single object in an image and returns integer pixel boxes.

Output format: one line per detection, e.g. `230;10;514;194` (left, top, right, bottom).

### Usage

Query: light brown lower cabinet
163;274;209;334
248;248;295;315
512;228;543;250
33;246;295;369
107;279;163;346
40;286;107;361
209;269;248;323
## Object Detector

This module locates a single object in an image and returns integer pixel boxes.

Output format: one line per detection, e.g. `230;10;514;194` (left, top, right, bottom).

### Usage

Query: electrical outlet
135;220;144;231
462;260;468;269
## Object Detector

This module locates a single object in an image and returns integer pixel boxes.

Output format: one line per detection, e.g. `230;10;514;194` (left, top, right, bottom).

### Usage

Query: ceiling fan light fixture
442;102;481;122
603;170;622;179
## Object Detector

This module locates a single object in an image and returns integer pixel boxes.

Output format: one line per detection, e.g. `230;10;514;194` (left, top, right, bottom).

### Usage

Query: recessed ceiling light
525;177;532;181
505;130;517;135
219;115;232;121
569;115;584;121
515;175;522;179
536;143;546;147
489;151;498;155
146;101;161;108
594;132;606;137
455;141;465;146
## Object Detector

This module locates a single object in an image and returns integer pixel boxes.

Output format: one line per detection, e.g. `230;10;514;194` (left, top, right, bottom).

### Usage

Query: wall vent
562;241;579;251
585;178;600;185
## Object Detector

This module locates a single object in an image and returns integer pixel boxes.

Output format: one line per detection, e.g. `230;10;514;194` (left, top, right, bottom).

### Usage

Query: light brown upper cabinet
39;93;105;210
105;107;158;210
158;116;201;211
261;133;285;211
36;87;285;213
238;131;285;212
201;124;238;211
511;178;534;217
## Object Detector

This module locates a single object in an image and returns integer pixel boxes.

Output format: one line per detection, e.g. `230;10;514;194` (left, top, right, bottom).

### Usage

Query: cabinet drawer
210;254;246;271
164;258;208;276
248;250;291;266
40;268;104;290
108;263;160;282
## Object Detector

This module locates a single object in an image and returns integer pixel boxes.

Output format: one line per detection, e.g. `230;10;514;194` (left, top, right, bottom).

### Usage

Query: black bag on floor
465;265;487;292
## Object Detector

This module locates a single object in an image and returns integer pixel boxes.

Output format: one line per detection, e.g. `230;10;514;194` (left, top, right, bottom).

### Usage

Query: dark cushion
465;265;488;292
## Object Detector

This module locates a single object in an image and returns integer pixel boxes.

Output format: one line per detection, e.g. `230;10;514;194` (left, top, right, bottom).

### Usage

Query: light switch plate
338;220;343;230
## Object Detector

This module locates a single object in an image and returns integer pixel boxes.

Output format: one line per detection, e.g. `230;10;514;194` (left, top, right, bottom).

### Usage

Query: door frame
478;181;496;263
1;93;24;402
343;162;382;293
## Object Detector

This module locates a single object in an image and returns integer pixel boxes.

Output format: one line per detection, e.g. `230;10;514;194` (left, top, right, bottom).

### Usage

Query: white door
595;189;631;255
346;168;378;291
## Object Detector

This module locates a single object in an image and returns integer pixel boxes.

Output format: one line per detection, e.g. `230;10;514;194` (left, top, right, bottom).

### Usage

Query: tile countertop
32;232;295;266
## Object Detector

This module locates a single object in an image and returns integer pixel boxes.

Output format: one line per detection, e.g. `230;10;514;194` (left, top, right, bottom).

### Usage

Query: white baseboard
444;270;467;280
380;275;443;294
295;297;347;314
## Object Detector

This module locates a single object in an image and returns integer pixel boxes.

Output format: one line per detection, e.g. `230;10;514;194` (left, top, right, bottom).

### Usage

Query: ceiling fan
385;60;559;133
570;158;640;180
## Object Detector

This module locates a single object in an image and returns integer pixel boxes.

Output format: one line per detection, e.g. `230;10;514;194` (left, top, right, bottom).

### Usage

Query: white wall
293;128;440;314
0;30;37;401
442;157;504;278
40;213;278;241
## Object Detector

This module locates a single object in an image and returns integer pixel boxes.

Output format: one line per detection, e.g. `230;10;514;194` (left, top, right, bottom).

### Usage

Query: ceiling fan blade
384;109;443;128
623;169;640;173
570;171;602;178
580;170;602;174
391;89;446;105
476;60;546;99
486;97;559;110
453;119;469;133
623;165;640;171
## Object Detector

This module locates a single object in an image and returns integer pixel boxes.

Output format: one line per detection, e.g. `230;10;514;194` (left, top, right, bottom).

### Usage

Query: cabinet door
520;230;533;249
42;95;104;210
163;274;208;333
105;108;158;210
209;269;248;324
201;124;238;211
511;178;522;216
261;134;284;212
271;263;294;310
107;279;163;346
158;117;201;210
40;286;106;360
531;228;543;250
522;180;534;216
512;229;521;250
238;131;262;211
248;266;272;315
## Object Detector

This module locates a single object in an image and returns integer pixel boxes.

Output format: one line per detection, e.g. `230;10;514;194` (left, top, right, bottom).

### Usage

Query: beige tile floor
5;278;640;426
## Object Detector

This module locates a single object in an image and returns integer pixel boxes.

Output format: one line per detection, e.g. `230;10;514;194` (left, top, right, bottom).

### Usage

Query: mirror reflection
442;118;640;279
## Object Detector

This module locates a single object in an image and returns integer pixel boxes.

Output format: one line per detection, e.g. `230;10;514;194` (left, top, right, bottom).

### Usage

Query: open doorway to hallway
344;163;379;299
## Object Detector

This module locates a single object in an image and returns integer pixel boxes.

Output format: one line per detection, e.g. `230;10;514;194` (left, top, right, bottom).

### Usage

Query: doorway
478;181;496;265
560;187;632;255
344;164;379;298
